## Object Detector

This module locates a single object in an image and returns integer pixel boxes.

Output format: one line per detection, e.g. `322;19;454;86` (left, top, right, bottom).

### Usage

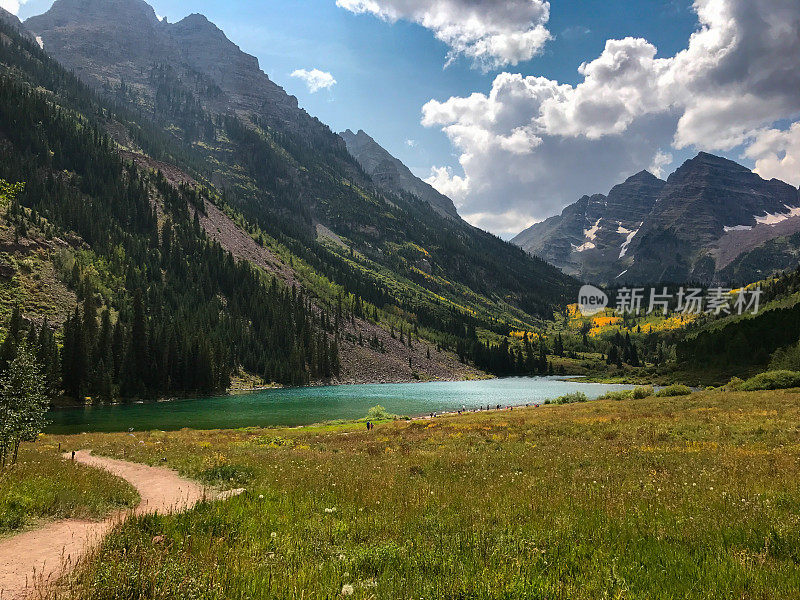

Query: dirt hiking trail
0;450;230;599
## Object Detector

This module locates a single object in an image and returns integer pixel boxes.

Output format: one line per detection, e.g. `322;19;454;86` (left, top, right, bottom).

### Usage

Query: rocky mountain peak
340;129;460;220
37;0;160;26
627;170;662;183
511;152;800;285
668;151;752;183
26;0;317;134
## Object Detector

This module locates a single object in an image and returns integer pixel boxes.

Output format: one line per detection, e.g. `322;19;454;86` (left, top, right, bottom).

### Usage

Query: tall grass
47;390;800;599
0;444;138;534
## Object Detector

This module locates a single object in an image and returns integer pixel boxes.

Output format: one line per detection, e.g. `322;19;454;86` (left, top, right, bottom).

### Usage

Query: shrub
655;384;692;397
365;405;396;421
632;386;654;399
199;464;254;486
598;390;633;401
553;392;588;405
739;370;800;391
725;377;744;391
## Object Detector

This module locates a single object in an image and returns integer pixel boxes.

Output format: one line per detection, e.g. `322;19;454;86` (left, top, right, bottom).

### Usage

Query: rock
0;6;35;42
340;129;460;220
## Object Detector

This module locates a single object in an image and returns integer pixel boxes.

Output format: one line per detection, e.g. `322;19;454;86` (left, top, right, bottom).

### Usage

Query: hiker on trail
366;421;371;431
71;451;75;461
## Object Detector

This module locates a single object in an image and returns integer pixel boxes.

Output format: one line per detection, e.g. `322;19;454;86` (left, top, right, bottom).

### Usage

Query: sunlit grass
47;389;800;598
0;444;138;535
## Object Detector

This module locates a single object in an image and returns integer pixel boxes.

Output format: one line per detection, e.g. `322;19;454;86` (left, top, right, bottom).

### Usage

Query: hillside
24;0;575;324
0;3;578;400
514;153;800;285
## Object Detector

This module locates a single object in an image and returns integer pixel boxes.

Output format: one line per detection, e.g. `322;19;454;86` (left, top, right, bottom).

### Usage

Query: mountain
0;6;33;41
340;129;460;220
624;153;800;283
512;170;665;280
25;0;573;321
513;153;800;285
26;0;317;139
0;0;579;397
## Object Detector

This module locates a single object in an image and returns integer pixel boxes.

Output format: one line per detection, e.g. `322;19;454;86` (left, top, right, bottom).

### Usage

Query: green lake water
47;377;636;434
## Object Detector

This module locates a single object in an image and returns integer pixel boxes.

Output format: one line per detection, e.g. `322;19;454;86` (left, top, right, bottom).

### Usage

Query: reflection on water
48;377;636;434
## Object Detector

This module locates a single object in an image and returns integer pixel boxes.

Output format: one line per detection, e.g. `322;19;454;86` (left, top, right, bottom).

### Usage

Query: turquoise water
46;377;636;434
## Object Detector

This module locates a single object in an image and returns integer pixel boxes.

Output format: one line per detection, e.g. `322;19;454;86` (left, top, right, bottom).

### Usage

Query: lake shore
45;377;637;434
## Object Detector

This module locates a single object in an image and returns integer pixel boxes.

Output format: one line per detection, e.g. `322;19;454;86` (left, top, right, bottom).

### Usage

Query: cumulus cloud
425;165;469;203
0;0;21;15
421;0;800;235
290;68;337;93
336;0;551;70
649;150;673;179
746;123;800;187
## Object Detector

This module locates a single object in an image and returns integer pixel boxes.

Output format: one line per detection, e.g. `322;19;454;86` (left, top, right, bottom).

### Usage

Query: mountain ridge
340;129;460;220
513;153;800;285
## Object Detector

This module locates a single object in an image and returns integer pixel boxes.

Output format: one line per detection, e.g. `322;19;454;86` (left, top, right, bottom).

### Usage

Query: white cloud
648;150;673;179
0;0;21;15
425;165;468;202
290;68;337;93
406;139;417;147
746;123;800;187
336;0;551;70
420;0;800;234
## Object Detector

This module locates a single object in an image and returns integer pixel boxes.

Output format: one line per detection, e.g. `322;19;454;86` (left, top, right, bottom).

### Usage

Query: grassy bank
48;389;800;598
0;444;138;535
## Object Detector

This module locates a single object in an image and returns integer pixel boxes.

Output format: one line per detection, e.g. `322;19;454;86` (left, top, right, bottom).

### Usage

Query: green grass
43;390;800;598
0;444;138;535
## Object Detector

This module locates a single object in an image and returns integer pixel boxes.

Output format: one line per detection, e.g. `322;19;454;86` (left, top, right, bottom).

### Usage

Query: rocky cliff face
25;0;332;143
513;154;800;285
513;170;664;280
340;129;460;220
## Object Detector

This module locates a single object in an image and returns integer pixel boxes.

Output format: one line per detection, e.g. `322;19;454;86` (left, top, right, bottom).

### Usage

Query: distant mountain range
513;152;800;285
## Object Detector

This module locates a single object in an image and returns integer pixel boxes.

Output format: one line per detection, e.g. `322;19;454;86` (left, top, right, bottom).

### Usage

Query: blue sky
17;0;696;174
13;0;800;236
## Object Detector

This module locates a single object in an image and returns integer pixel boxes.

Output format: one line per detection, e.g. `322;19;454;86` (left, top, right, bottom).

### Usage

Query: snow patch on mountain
619;225;640;259
755;205;800;226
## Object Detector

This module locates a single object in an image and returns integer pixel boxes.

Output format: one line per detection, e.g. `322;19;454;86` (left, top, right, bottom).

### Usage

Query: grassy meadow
0;444;138;535
36;389;800;599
